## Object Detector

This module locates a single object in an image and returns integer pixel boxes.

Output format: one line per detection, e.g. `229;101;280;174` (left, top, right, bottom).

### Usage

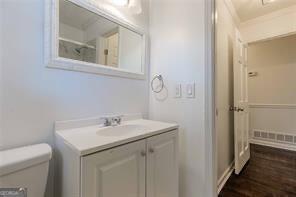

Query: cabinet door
147;130;179;197
81;140;146;197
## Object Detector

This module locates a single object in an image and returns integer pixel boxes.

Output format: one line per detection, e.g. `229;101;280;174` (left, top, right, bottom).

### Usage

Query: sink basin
97;125;149;137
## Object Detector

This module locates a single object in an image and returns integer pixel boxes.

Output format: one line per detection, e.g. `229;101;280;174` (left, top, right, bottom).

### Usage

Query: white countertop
56;119;178;156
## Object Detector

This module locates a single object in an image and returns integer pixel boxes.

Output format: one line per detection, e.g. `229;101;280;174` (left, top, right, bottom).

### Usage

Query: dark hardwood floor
219;144;296;197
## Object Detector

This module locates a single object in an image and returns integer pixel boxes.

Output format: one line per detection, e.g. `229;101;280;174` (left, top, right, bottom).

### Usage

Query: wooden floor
219;144;296;197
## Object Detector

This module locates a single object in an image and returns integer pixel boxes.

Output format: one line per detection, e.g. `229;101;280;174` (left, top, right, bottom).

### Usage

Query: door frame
205;0;216;196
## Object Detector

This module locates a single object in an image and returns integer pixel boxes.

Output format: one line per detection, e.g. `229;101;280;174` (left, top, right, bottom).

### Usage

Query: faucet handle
100;117;111;126
100;115;124;126
112;115;123;125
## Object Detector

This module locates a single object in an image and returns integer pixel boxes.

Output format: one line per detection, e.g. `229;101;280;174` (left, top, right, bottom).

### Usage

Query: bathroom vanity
55;118;179;197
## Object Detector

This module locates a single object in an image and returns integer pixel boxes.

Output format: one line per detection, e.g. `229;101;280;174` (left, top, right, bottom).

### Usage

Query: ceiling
231;0;296;22
59;0;117;31
60;0;97;30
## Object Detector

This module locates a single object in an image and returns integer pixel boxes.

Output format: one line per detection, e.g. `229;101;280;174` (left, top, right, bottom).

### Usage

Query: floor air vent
253;129;296;145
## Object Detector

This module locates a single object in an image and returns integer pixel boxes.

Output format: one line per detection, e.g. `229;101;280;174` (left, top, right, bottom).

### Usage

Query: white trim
250;139;296;152
44;0;147;80
249;103;296;109
247;31;296;45
205;0;216;196
240;5;296;44
223;0;240;26
217;161;234;194
240;5;296;28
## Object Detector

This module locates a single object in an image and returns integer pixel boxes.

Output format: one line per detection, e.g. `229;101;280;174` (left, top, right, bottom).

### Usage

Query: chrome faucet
101;115;123;127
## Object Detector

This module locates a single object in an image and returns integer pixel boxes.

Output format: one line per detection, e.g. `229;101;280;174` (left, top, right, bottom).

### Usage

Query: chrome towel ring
151;75;164;93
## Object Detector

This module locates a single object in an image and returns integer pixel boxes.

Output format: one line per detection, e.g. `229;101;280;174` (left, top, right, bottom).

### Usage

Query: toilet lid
0;143;52;177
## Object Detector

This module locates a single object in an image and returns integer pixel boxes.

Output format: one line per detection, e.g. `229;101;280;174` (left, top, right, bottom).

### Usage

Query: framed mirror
45;0;147;79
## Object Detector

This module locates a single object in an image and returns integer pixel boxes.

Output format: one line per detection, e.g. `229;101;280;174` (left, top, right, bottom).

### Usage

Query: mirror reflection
59;0;143;73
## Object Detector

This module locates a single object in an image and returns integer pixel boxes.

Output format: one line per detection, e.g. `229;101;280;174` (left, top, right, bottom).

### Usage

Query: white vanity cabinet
81;140;146;197
55;119;179;197
81;130;178;197
146;131;179;197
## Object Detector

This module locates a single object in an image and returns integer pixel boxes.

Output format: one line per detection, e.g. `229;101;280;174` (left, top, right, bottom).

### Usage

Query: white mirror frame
45;0;147;80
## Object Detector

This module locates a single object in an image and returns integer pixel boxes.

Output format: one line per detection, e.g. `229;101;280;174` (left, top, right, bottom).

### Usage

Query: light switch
186;83;195;98
174;84;182;98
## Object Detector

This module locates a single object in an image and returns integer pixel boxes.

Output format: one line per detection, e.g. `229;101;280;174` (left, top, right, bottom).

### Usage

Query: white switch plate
186;83;195;98
174;84;182;98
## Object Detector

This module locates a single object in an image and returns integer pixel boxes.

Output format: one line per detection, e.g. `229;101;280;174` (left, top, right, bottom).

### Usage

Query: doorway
215;0;296;196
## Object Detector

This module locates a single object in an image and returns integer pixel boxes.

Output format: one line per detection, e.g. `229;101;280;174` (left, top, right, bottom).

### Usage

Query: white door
146;130;179;197
233;30;250;174
106;33;119;67
81;140;146;197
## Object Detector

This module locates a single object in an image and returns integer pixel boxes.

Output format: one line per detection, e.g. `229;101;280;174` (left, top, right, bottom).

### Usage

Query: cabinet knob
149;148;155;153
141;151;146;157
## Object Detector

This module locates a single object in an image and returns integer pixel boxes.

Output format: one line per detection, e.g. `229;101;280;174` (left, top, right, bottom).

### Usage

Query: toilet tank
0;144;52;197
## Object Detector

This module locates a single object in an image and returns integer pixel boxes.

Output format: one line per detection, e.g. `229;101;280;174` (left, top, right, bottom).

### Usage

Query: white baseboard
217;161;234;194
250;139;296;152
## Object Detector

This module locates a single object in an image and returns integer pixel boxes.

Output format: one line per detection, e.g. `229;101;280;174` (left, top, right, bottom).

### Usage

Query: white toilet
0;143;52;197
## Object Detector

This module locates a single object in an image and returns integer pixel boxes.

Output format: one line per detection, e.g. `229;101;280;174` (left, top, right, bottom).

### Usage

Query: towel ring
151;75;164;93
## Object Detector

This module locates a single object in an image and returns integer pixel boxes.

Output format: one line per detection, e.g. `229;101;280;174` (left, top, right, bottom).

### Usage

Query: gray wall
216;0;236;184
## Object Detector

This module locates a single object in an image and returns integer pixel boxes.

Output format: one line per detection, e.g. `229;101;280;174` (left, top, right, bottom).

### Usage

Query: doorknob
229;106;236;112
232;107;244;112
237;107;244;112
